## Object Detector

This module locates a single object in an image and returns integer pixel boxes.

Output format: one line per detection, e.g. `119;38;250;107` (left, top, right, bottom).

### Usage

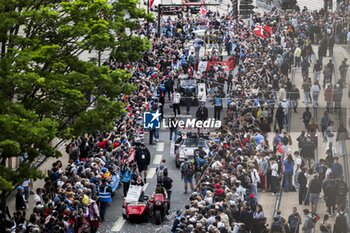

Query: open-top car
178;79;198;106
175;135;210;167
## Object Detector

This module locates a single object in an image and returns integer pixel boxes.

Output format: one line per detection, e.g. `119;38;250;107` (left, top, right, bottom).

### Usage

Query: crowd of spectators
5;2;350;233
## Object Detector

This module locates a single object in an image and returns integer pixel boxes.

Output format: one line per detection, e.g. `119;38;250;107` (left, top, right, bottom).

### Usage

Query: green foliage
0;0;150;195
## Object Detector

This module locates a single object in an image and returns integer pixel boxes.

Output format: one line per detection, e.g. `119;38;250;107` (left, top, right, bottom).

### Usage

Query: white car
175;137;210;167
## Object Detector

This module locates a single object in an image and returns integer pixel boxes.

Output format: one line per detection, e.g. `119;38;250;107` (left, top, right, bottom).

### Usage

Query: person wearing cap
98;179;112;222
171;210;183;233
15;186;27;216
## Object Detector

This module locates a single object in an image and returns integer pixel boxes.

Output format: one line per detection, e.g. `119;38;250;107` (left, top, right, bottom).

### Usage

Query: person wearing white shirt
172;89;181;116
249;164;260;202
270;157;279;195
293;151;303;189
197;87;207;105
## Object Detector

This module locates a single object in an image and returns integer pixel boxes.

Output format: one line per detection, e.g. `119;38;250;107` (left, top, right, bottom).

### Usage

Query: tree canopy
0;0;151;197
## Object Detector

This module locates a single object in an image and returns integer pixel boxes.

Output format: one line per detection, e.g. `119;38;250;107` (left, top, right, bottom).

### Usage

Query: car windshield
180;80;196;86
183;138;206;147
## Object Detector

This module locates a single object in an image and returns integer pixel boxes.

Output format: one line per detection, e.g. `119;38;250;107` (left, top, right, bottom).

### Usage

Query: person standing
161;170;173;211
172;89;181;116
15;186;27;217
88;197;101;233
283;154;294;192
298;168;308;205
98;179;112;222
335;176;348;212
339;59;348;84
301;59;310;79
324;84;333;113
320;112;330;141
121;162;132;198
333;205;350;233
294;45;302;68
169;117;178;141
302;208;315;233
313;60;322;82
249;164;260;202
302;78;311;106
288;207;302;233
290;84;300;113
311;81;321;108
336;123;349;157
197;87;207;106
213;92;223;120
328;35;335;57
180;158;195;194
323;174;337;215
333;83;343;113
308;175;322;213
135;143;151;183
302;107;312;129
270;157;279;196
196;104;208;122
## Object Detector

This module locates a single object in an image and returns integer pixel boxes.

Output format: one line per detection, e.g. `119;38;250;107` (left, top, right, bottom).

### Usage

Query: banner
253;25;272;39
207;60;235;71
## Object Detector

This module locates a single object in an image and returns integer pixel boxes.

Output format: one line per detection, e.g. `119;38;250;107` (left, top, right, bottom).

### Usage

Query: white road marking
111;216;126;232
143;183;149;192
153;154;163;164
146;167;156;179
156;142;164;152
170;141;175;158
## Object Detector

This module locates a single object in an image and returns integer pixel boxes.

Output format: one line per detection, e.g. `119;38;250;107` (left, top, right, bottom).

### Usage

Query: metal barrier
333;55;350;216
272;66;296;218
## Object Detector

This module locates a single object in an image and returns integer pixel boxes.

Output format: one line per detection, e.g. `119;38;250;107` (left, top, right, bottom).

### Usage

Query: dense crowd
5;2;350;233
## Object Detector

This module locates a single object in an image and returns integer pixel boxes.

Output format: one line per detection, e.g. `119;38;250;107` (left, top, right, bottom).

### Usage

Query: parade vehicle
122;185;167;225
122;185;149;222
178;79;198;106
148;193;168;225
175;132;210;167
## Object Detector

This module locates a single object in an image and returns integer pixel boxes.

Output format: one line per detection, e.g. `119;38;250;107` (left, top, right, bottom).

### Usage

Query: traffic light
231;0;238;15
239;0;254;16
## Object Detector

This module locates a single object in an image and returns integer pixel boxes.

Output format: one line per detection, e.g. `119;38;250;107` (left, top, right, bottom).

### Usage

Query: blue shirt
283;160;294;173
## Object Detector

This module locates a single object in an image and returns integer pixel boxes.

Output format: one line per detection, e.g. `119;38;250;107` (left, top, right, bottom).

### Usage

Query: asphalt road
97;95;224;233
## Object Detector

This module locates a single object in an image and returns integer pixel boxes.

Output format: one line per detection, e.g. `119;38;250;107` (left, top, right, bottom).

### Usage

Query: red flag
199;7;207;15
253;25;272;39
150;0;154;8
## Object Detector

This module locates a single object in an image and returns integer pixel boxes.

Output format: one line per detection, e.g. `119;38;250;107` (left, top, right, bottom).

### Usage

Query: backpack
303;111;311;122
334;213;347;233
156;165;167;183
336;181;348;197
271;221;284;233
282;136;289;145
324;181;335;196
315;163;324;175
288;215;299;230
181;162;194;176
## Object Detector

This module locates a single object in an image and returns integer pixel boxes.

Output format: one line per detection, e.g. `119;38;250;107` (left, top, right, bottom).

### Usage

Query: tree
0;0;152;224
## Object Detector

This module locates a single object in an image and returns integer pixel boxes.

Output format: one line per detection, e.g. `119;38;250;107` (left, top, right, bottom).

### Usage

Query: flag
253;25;272;39
199;7;207;15
150;0;154;8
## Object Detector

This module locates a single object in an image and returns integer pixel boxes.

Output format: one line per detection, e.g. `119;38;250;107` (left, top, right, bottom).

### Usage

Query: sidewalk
6;138;69;217
259;44;350;231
